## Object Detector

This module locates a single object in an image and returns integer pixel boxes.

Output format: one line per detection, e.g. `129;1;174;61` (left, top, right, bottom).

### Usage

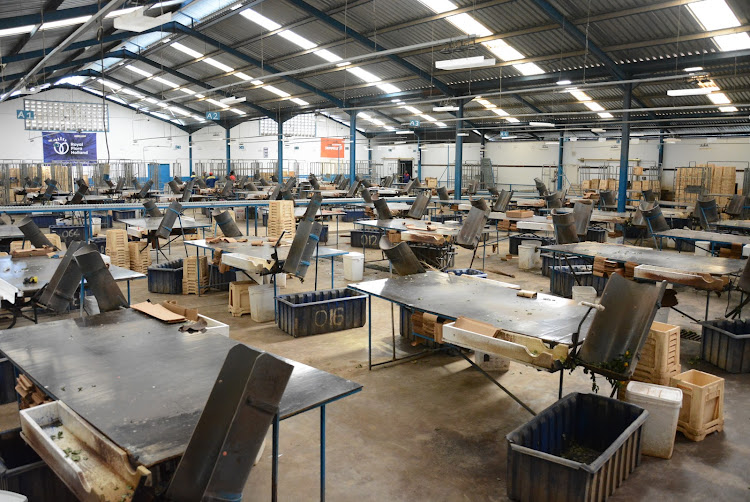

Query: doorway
398;159;413;182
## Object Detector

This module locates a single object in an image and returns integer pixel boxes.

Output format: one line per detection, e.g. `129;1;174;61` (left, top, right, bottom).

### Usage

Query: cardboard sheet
132;301;186;323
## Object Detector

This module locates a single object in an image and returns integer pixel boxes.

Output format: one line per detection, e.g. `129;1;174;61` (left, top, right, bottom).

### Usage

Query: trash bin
624;381;683;459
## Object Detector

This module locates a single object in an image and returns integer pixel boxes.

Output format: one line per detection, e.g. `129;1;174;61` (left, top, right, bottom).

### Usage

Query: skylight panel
235;72;253;81
204;58;234;72
505;117;520;123
483;40;524;61
264;85;291;98
713;33;750;51
491;108;509;116
153;76;179;88
126;65;153;77
241;10;281;31
514;62;545;75
41;16;91;31
205;98;229;108
290;98;309;105
570;90;592;101
172;42;203;58
598;112;614;118
347;67;381;83
278;31;317;50
402;106;421;114
708;92;731;104
315;49;343;62
416;0;456;14
584;102;605;112
446;13;492;37
687;0;740;31
180;88;196;95
0;25;34;38
377;83;401;93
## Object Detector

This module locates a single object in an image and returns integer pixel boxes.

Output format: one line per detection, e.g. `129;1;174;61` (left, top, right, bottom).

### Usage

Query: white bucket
343;252;364;281
249;284;275;323
743;244;750;258
694;240;710;256
624;381;683;459
84;296;100;315
572;286;597;304
518;245;540;270
55;218;68;226
91;217;101;236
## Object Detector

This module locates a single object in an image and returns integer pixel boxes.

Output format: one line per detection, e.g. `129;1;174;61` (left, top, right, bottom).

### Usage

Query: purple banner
43;132;97;162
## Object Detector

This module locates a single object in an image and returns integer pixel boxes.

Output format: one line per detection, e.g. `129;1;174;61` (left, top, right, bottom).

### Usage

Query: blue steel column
557;132;564;190
454;102;464;199
225;128;231;175
277;119;284;182
188;134;193;173
658;129;665;179
350;112;357;181
417;134;422;180
618;83;632;212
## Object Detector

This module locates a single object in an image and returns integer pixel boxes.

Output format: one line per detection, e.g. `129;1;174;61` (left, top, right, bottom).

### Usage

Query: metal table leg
320;405;326;502
272;414;280;502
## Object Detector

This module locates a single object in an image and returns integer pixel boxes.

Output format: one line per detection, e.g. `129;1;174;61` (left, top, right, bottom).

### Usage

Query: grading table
0;308;361;501
653;228;750;253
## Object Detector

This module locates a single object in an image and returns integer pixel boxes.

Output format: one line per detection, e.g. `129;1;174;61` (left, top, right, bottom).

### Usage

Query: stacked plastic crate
105;229;129;268
128;241;152;274
182;255;208;295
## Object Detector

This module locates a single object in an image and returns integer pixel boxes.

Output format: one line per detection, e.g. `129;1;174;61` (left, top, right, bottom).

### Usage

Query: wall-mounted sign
16;110;34;119
321;138;345;158
42;132;97;162
409;120;420;127
206;111;221;120
263;146;269;158
500;131;510;138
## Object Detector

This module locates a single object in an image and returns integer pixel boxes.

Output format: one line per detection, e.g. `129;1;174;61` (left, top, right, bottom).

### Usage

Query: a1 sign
206;111;221;120
16;110;34;119
409;119;420;127
500;131;510;138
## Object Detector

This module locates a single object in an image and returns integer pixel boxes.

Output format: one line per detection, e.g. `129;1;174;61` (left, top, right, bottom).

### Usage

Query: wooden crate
632;322;680;383
182;256;208;295
670;369;724;441
228;280;255;317
589;179;600;189
128;241;151;274
268;200;296;239
105;229;130;268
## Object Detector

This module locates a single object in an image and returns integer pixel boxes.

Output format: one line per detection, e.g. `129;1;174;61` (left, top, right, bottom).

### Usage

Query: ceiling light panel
708;93;731;104
171;42;203;58
278;30;317;50
687;0;740;31
240;9;281;30
203;58;234;72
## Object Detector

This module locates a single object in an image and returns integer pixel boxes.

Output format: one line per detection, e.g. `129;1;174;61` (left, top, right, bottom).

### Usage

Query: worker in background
403;171;411;183
190;172;197;180
228;170;237;182
206;172;217;188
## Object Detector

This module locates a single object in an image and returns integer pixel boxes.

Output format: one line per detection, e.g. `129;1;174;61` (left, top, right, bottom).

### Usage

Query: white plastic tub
694;240;710;256
91;217;101;236
249;284;275;322
343;252;364;281
518;245;540;270
572;285;597;304
624;381;683;459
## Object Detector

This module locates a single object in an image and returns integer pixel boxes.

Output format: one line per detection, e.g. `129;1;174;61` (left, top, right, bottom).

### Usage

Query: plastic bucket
694;240;710;256
518;245;540;271
343;252;364;281
624;381;683;458
572;285;597;304
743;244;750;258
249;284;275;323
91;217;101;236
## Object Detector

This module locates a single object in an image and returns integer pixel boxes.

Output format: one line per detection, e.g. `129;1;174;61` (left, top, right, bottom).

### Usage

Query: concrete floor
3;214;750;501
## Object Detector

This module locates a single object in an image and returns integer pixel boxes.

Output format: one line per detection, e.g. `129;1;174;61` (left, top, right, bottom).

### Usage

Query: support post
658;129;665;180
417;134;422;180
454;102;464;200
277;119;284;182
189;134;193;174
557;132;564;191
225;128;231;175
618;83;632;212
349;112;357;182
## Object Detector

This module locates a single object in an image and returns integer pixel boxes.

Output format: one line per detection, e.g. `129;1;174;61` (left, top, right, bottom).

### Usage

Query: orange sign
321;138;345;158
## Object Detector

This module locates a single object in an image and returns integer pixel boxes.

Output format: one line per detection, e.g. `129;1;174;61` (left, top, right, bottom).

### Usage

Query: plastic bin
540;253;587;277
147;259;183;294
49;225;85;246
694;240;710;256
0;427;77;502
509;234;554;255
29;214;55;229
350;229;381;249
571;285;597;303
518;244;540;270
343;252;364;281
445;268;487;279
112;210;136;222
549;265;608;298
249;284;275;322
624;381;683;458
90;236;107;254
670;369;724;441
342;209;365;222
208;263;236;292
276;288;367;337
506;392;648;502
700;319;750;373
0;359;15;405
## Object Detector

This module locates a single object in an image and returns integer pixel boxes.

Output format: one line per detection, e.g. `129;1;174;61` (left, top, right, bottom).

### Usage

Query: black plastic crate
549;265;608;298
586;227;607;242
351;229;381;249
319;224;329;244
29;214;56;228
49;225;85;246
0;427;78;502
507;393;647;502
90;236;107;254
148;259;183;294
431;214;462;223
541;253;588;277
509;234;555;255
701;319;750;373
411;243;455;269
0;358;15;405
276;288;366;337
112;209;136;222
208;263;236;291
342;209;366;222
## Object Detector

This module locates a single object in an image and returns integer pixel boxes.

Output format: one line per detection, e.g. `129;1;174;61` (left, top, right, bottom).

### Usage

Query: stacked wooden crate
709;165;736;208
675;167;704;203
182;255;208;295
128;241;151;273
105;229;129;268
268;200;295;239
228;280;255;317
15;374;51;409
593;256;623;277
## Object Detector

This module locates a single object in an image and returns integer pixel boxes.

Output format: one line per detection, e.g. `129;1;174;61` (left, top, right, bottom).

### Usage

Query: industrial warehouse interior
0;0;750;500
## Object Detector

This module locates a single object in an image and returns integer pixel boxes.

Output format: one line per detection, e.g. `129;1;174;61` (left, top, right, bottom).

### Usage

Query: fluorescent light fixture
708;92;731;104
378;83;401;93
433;105;460;112
514;63;545;75
505;117;520;123
394;141;407;145
264;85;291;98
457;132;469;136
416;0;457;14
435;56;495;70
598;112;614;119
396;130;413;134
591;128;606;133
436;122;448;127
290;98;309;106
483;40;524;61
152;76;179;88
419;114;437;122
584;102;605;112
402;106;422;114
180;88;196;95
241;9;281;30
230;109;246;116
230;3;243;10
220;96;246;104
570;90;591;101
347;67;381;83
205;98;229;108
251;80;264;86
314;49;342;62
278;30;317;50
719;106;738;112
556;80;571;85
235;72;253;81
491;108;509;116
687;0;740;31
446;13;492;37
172;42;203;58
529;121;554;127
126;65;152;77
666;87;718;96
0;25;34;38
684;67;703;72
713;33;750;51
204;58;234;72
41;15;92;30
500;135;518;139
